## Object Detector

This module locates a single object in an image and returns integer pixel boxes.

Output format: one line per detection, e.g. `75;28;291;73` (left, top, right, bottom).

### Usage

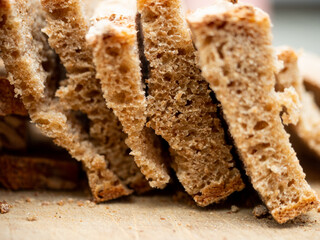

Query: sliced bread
276;47;320;160
0;0;139;202
187;0;318;223
86;0;170;189
138;0;244;206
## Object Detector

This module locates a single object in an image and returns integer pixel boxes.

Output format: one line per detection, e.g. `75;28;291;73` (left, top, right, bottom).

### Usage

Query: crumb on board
160;217;166;220
0;201;10;214
26;213;37;221
57;200;65;206
252;205;268;219
25;197;34;203
41;201;50;206
290;214;314;225
186;224;192;229
230;205;240;213
86;201;96;208
77;201;84;207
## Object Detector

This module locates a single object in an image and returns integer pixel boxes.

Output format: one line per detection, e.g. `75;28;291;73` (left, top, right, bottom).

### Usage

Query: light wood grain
0;186;319;240
1;154;320;240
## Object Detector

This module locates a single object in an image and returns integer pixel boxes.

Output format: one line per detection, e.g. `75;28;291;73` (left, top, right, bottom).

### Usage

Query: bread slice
0;115;27;151
299;52;320;107
187;1;318;223
0;154;80;190
41;0;151;196
276;47;320;160
86;1;170;189
137;0;244;206
0;0;146;202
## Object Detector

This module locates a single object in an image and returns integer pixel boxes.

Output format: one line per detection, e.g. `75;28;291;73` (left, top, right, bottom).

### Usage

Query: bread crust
138;0;244;206
87;3;170;189
0;0;143;202
188;1;318;223
0;154;80;190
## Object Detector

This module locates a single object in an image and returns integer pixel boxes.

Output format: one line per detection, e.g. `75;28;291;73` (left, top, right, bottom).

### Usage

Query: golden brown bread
138;0;244;206
41;0;150;197
188;0;318;223
0;0;149;202
87;0;170;189
276;47;320;161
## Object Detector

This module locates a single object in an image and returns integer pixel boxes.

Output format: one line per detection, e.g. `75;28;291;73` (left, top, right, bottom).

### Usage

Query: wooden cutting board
1;157;320;240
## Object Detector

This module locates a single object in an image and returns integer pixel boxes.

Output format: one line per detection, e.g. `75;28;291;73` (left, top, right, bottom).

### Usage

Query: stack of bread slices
0;0;318;224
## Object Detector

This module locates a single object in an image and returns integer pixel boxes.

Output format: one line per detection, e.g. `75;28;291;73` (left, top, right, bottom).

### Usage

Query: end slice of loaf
0;154;80;190
188;0;318;223
138;0;244;206
0;115;27;151
86;1;170;189
276;47;320;161
41;0;151;196
0;0;135;202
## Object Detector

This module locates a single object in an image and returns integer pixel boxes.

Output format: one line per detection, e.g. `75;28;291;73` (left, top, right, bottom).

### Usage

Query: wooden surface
1;157;320;240
0;188;320;240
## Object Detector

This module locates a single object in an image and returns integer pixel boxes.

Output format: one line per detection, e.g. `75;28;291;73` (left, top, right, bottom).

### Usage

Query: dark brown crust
193;175;245;207
272;195;318;224
0;154;80;190
0;78;27;116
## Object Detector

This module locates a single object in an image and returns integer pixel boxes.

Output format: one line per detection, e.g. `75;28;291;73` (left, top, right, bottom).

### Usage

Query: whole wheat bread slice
0;0;143;202
86;0;170;189
276;47;320;161
41;0;151;196
138;0;244;206
0;154;81;190
187;0;318;223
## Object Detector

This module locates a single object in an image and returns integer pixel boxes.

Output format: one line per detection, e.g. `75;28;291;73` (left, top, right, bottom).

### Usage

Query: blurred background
184;0;320;55
272;0;320;55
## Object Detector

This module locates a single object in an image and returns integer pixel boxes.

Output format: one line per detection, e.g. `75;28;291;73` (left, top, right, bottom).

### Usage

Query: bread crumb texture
188;0;318;223
0;0;148;203
87;1;170;189
138;0;244;207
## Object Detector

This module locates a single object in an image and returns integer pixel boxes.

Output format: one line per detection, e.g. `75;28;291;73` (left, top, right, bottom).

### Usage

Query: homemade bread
138;0;244;206
188;0;318;222
276;47;320;160
87;0;170;189
41;0;150;196
0;0;143;202
0;154;80;190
